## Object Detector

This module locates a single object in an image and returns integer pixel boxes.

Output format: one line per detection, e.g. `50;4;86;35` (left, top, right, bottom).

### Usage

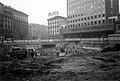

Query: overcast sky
0;0;67;25
0;0;120;25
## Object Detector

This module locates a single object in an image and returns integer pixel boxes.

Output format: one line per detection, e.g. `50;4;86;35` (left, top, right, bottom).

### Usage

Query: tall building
29;23;48;40
13;9;29;40
47;16;67;39
61;0;119;38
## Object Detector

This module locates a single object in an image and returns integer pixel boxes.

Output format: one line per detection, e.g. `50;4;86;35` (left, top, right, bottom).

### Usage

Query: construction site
0;41;120;81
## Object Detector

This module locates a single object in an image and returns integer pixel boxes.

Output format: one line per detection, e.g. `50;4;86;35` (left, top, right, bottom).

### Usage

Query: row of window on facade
4;11;13;17
68;7;105;15
13;16;28;22
3;15;27;22
68;0;105;9
48;30;60;34
48;31;60;35
68;0;104;3
63;24;113;34
48;27;60;30
71;25;110;32
4;11;27;19
68;13;105;19
67;19;106;28
3;17;13;22
48;26;60;29
3;22;13;30
13;11;27;18
48;20;66;24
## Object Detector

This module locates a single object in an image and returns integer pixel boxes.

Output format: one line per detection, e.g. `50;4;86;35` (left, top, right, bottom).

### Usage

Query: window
81;18;83;21
76;19;77;22
88;17;90;20
88;22;90;25
95;21;97;24
98;14;101;18
91;16;93;19
73;24;75;27
102;20;105;23
81;13;83;16
81;23;83;26
102;14;105;17
76;14;77;17
94;15;97;18
73;15;75;18
68;16;70;18
73;20;75;22
98;20;101;24
76;24;78;27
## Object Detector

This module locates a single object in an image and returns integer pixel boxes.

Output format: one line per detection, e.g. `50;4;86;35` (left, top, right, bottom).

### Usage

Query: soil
1;52;120;81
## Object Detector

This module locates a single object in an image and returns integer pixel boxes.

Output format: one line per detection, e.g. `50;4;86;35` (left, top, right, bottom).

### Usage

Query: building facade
0;3;4;39
3;6;14;39
0;3;14;40
0;2;29;40
13;9;29;40
47;16;67;39
29;23;48;40
62;0;119;38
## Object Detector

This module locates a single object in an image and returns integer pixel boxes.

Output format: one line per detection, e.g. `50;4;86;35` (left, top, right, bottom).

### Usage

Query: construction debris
0;43;120;81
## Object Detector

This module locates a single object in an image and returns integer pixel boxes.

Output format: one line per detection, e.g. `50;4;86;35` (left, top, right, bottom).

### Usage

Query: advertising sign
48;11;59;17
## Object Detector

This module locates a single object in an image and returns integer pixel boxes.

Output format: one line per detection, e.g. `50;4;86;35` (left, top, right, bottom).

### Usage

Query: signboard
48;11;59;17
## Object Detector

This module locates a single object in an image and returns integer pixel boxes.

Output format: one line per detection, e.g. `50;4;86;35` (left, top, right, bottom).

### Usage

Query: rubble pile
0;57;65;81
24;52;120;81
0;43;120;81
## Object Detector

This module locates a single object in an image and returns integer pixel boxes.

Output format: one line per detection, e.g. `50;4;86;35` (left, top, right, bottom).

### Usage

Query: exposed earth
1;51;120;81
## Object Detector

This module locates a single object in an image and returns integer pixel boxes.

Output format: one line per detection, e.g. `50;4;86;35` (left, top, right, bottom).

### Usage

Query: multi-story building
29;23;48;40
3;6;14;39
0;3;4;39
61;0;119;38
0;3;14;40
38;24;48;40
13;9;29;40
0;2;29;40
47;16;67;39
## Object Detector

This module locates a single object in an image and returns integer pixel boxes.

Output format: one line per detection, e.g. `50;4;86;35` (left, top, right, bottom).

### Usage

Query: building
47;16;67;39
0;3;14;40
13;9;29;40
29;23;48;40
61;0;119;38
115;14;120;34
0;2;29;40
3;6;14;39
0;3;4;39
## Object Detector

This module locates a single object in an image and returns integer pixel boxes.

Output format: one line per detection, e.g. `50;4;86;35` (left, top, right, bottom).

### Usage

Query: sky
0;0;67;25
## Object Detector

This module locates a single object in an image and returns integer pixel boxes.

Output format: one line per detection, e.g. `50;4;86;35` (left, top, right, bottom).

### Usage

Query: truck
8;47;27;59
